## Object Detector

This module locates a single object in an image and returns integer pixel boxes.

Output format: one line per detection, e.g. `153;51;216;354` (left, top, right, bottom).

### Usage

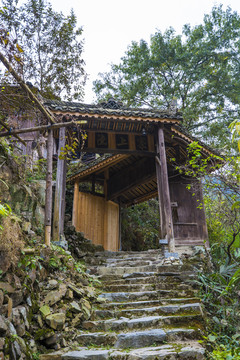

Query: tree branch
0;50;56;125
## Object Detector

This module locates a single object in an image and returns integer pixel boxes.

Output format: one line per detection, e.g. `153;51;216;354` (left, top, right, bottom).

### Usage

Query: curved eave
68;154;129;183
171;126;221;158
51;111;181;125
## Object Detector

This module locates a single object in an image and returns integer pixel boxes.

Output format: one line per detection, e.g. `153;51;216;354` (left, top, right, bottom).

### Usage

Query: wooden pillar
155;154;166;239
156;125;175;252
60;158;67;234
53;127;66;242
72;181;79;228
44;129;53;246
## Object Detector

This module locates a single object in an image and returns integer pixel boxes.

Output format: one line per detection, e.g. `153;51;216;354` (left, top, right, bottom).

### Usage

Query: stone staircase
60;249;205;359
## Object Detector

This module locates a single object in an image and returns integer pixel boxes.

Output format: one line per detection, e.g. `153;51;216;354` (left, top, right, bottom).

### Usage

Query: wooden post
155;154;166;239
44;129;53;246
72;181;79;228
156;125;175;252
53;127;66;242
60;158;67;234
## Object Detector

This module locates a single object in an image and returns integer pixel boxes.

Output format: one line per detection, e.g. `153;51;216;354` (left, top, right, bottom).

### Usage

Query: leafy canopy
0;0;86;100
94;5;240;149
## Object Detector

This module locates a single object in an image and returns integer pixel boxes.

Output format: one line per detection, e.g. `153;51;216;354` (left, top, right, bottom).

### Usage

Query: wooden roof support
44;128;53;246
53;127;66;242
155;155;166;239
156;125;175;252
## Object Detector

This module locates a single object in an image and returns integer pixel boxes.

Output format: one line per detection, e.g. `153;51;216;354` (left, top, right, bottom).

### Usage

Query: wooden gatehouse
45;98;214;252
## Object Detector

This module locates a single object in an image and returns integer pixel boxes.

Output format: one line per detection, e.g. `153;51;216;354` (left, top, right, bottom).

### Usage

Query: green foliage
94;5;240;149
0;0;86;100
121;199;159;251
197;244;240;358
26;158;47;182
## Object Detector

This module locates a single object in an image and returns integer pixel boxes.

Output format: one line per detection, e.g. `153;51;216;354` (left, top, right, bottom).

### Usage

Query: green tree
94;5;240;149
0;0;86;100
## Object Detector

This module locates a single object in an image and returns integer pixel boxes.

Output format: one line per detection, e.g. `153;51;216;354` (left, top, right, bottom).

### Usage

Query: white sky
49;0;240;103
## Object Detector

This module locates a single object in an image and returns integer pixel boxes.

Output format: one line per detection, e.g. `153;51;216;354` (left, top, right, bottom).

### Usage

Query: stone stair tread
76;327;201;347
83;313;203;332
100;276;183;284
61;342;205;359
98;271;195;281
103;283;191;292
97;297;200;309
95;302;202;319
98;289;196;302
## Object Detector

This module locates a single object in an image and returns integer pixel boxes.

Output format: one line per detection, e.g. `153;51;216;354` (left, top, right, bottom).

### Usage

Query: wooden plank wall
73;191;119;251
169;178;208;246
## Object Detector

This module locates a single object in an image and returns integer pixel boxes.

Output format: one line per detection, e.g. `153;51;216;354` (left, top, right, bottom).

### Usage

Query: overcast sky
49;0;240;103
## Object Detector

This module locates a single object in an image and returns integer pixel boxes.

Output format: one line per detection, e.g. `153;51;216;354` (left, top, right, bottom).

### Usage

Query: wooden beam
156;126;175;252
155;155;166;239
44;128;53;246
60;158;67;234
0;117;26;145
83;148;155;156
0;120;86;138
108;157;156;201
53;127;66;242
124;189;158;207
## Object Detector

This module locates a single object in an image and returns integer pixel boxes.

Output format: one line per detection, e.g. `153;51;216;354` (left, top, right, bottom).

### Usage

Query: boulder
81;299;91;320
39;305;51;319
44;284;67;306
69;301;81;313
46;313;66;331
68;284;85;298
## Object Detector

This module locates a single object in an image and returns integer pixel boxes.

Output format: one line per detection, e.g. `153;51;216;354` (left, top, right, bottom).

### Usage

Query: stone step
83;313;204;332
95;250;163;257
60;342;205;359
95;264;194;276
76;327;201;347
103;282;191;292
106;256;162;262
98;270;195;281
94;302;202;320
97;297;201;310
99;275;184;285
98;271;157;281
98;289;196;302
106;260;153;267
92;265;159;276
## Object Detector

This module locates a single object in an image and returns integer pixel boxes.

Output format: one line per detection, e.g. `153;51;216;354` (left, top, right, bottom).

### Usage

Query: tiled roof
44;98;183;121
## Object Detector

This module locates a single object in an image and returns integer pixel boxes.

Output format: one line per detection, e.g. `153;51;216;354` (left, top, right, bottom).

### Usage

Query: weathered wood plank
44;128;53;246
53;127;66;242
156;126;175;252
155;155;166;239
